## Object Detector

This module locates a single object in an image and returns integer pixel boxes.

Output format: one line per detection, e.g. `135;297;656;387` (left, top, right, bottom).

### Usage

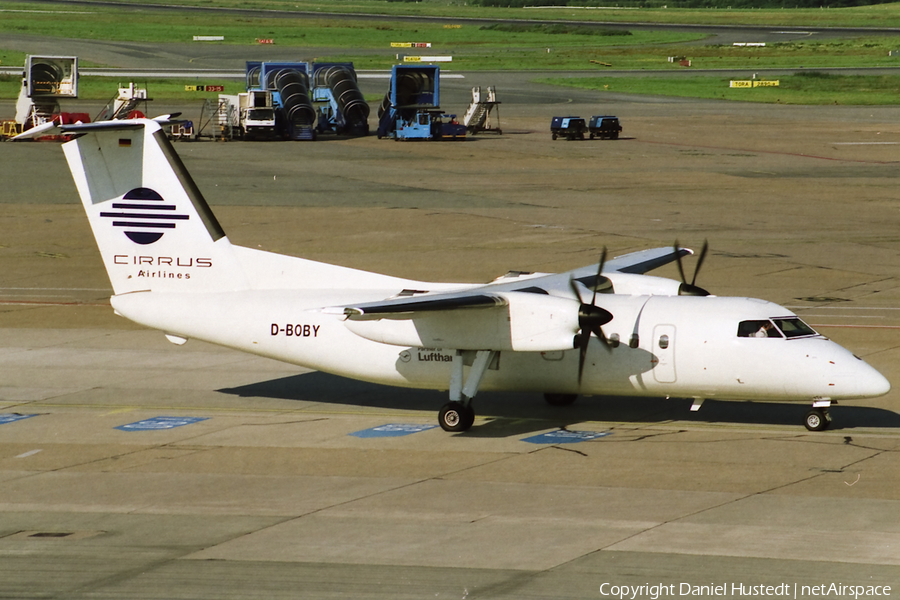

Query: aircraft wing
604;246;691;274
335;246;690;319
556;245;692;290
331;246;691;351
339;291;507;320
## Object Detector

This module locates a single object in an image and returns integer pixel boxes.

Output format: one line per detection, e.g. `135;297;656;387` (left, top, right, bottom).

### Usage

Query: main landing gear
438;350;497;432
544;393;577;406
438;402;475;432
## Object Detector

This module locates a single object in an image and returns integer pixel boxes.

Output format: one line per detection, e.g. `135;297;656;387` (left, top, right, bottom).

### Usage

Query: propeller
674;240;711;297
569;249;614;385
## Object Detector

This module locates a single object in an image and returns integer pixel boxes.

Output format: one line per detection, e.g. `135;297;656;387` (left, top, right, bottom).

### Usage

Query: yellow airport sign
730;80;779;88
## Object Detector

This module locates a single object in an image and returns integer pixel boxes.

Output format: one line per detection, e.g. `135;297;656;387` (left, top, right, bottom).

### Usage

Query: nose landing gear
805;399;833;432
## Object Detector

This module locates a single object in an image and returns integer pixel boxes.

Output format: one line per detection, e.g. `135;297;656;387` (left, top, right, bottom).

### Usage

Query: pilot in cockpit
754;322;775;338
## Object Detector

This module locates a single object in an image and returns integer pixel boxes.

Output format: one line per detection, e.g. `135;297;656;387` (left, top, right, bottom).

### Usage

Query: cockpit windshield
737;317;818;339
772;317;818;338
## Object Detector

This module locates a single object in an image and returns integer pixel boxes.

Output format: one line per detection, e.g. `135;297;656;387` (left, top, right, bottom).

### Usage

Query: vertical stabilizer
63;119;249;295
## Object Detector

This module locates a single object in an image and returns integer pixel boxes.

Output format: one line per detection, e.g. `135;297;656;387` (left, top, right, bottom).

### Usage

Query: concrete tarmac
2;84;900;598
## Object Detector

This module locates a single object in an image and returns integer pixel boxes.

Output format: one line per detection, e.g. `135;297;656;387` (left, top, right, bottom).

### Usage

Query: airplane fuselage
111;289;888;404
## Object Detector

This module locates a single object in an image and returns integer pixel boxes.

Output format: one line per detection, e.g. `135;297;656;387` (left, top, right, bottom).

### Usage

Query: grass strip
0;5;698;48
19;0;900;28
538;72;900;104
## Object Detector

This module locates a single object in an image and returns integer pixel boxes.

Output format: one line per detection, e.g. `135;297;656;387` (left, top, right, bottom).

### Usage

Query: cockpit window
772;317;818;338
738;318;818;339
738;320;782;338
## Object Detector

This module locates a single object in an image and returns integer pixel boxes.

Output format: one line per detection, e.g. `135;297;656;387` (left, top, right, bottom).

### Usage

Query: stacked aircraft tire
317;66;369;134
270;69;315;140
30;61;64;95
376;70;435;139
246;65;262;89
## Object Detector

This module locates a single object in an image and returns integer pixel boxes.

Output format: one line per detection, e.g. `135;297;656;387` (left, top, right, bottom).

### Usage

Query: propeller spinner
569;249;614;385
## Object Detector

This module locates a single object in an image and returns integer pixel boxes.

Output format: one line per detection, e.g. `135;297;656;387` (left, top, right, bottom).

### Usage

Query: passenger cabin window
737;320;782;338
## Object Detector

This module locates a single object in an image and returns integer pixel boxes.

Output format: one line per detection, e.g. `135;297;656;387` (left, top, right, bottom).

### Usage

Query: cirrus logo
99;187;190;245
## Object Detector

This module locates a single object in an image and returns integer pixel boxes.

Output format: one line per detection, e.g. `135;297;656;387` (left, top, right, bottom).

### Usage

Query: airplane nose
856;361;891;398
818;342;891;400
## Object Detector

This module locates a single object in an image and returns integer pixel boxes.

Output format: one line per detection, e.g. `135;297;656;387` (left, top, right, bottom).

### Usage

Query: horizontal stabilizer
11;120;62;140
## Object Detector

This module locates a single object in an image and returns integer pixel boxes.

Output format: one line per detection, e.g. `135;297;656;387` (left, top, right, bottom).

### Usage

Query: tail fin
63;119;249;294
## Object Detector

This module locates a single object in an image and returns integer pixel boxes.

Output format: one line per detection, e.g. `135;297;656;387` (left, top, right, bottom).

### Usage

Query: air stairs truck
463;86;501;135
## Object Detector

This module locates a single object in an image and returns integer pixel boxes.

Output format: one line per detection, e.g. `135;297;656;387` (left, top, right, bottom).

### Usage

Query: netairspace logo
599;583;892;600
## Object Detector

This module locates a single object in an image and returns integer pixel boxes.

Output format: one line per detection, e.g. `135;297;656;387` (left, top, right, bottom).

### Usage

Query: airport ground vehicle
550;116;586;140
238;91;276;139
589;115;622;140
378;65;463;141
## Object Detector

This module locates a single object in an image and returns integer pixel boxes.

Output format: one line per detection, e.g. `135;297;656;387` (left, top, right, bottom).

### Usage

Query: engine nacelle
344;291;581;351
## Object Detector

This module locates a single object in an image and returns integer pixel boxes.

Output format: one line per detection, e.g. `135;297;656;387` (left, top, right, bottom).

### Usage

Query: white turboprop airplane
60;119;890;432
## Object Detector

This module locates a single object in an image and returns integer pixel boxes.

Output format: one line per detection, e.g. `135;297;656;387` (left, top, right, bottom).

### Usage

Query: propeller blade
577;332;589;384
674;240;711;297
575;308;613;384
573;248;614;385
568;276;585;304
590;247;607;307
674;240;688;287
691;240;709;286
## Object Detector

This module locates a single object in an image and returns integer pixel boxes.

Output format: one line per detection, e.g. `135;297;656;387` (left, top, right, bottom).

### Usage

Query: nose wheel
804;408;831;432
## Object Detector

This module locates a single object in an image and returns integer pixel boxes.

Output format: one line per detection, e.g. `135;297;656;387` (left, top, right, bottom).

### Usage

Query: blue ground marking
521;430;612;444
350;423;438;438
115;416;209;431
0;414;38;425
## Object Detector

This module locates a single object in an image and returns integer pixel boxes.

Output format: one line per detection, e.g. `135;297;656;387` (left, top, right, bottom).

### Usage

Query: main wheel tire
552;133;558;140
544;393;578;407
804;409;829;432
439;402;475;432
